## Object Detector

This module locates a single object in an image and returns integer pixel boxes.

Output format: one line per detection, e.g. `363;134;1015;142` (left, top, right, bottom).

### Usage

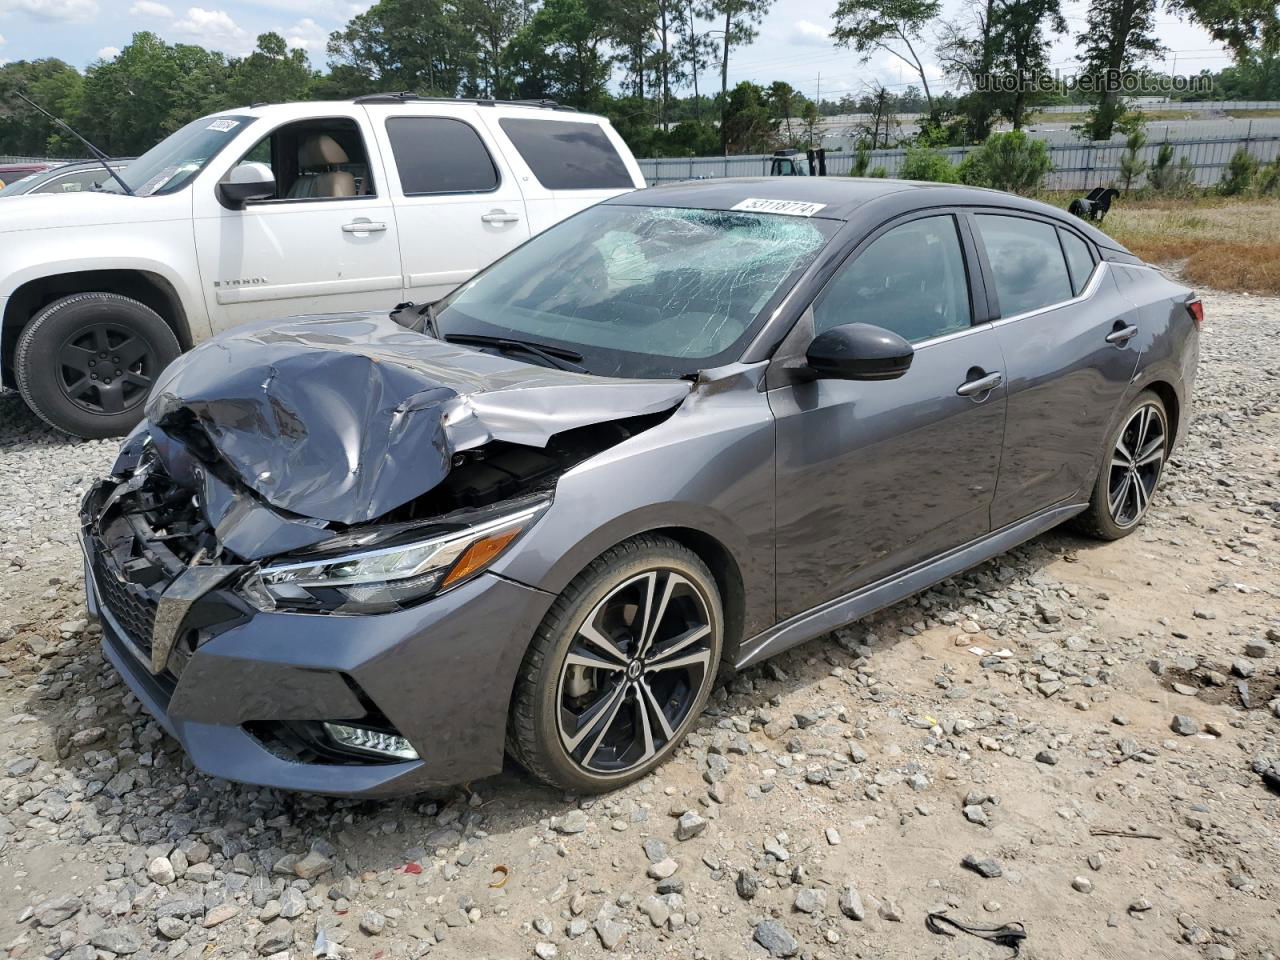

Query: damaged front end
78;312;690;793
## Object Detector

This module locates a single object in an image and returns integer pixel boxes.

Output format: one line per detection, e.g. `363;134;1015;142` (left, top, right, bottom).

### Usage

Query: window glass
1059;228;1095;295
387;117;498;195
813;215;971;343
437;204;837;378
109;114;255;196
34;170;106;194
498;118;632;190
227;118;373;200
976;215;1073;316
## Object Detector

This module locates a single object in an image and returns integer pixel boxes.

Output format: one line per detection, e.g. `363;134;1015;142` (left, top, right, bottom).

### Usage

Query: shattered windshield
103;114;254;196
435;204;838;377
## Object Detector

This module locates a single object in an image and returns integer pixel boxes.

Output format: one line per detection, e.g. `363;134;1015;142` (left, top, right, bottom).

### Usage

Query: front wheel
508;535;723;793
1074;390;1169;540
14;292;181;439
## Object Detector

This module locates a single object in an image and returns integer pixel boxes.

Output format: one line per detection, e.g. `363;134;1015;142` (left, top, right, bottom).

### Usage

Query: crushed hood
145;313;692;525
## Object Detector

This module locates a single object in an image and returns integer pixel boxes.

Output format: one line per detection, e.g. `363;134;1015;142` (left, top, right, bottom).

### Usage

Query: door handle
1105;323;1139;345
481;210;521;224
342;220;387;233
956;370;1003;397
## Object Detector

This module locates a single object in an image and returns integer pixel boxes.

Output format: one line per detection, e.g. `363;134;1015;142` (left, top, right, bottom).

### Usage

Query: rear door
976;213;1143;527
480;113;643;236
770;212;1008;619
366;107;531;304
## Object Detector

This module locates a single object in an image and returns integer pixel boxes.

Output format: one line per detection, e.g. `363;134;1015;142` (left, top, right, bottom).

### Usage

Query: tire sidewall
15;293;181;439
530;545;723;793
1089;390;1168;539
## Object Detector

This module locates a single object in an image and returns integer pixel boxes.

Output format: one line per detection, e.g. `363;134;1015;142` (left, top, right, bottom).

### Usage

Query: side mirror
217;162;276;210
805;322;914;381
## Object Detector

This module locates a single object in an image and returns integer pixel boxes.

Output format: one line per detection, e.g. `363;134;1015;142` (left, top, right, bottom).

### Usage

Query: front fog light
323;722;420;760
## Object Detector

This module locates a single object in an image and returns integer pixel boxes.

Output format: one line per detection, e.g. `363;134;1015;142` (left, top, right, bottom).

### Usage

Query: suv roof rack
352;93;576;112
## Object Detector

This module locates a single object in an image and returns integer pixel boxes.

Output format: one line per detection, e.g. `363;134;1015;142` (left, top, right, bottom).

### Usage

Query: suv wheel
1075;390;1169;540
15;293;181;439
509;535;723;793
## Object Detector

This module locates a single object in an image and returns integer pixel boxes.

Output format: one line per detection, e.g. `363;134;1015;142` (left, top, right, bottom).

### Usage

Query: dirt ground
0;288;1276;960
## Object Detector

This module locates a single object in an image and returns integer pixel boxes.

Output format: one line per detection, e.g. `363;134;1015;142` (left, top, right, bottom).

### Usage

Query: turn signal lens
440;529;521;589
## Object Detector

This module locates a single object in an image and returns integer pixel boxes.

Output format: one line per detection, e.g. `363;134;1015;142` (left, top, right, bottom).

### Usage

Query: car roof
605;176;1122;250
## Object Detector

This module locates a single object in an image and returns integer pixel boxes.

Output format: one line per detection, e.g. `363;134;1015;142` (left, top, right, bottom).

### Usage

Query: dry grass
1098;197;1280;295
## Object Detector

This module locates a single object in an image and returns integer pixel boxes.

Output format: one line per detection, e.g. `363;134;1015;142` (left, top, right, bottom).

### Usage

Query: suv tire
509;535;723;793
15;292;181;439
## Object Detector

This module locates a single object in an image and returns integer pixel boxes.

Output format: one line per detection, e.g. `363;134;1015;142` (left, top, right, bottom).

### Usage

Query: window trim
385;115;502;198
220;114;380;208
808;209;979;345
1056;224;1098;296
968;210;1085;320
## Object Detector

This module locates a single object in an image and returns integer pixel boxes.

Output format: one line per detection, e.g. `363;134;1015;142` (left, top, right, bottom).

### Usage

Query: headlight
240;501;547;614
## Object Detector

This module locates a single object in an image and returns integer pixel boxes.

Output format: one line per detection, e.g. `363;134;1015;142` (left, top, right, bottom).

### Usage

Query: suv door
769;212;1007;620
193;111;402;334
973;213;1143;527
367;109;531;304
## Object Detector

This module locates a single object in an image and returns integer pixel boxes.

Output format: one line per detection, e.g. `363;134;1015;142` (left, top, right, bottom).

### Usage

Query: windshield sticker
731;198;827;217
207;119;241;133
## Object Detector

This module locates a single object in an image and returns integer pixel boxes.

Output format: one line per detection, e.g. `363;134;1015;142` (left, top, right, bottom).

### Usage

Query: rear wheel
14;293;181;439
1074;390;1169;540
508;535;722;793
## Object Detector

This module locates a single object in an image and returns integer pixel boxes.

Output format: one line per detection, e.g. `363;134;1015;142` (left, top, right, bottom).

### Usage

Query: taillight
1186;297;1204;330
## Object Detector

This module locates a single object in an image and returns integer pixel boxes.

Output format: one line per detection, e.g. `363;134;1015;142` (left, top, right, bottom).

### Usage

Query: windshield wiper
444;333;587;373
15;91;135;197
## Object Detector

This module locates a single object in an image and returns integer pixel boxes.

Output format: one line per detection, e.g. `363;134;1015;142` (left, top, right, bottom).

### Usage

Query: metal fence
638;132;1280;191
1037;100;1280;113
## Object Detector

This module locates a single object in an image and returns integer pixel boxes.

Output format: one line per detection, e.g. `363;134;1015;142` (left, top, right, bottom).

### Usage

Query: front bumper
83;528;555;797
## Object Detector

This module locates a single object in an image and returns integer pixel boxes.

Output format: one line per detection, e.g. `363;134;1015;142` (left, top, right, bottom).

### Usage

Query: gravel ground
0;289;1277;960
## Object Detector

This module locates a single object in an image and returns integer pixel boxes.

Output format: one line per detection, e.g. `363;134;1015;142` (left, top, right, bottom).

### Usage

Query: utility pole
720;10;730;157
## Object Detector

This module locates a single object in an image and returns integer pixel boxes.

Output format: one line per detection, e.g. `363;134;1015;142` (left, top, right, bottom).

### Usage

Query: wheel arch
1143;379;1180;450
2;270;194;386
648;525;748;672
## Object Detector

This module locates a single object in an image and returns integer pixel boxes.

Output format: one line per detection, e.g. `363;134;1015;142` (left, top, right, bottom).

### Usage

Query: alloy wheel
1107;402;1167;528
556;569;714;776
57;322;158;415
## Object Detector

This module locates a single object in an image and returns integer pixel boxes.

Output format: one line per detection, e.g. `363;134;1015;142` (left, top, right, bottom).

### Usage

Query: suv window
1059;228;1095;295
498;118;632;190
814;215;971;343
34;170;104;194
975;215;1073;316
386;117;499;195
227;117;373;201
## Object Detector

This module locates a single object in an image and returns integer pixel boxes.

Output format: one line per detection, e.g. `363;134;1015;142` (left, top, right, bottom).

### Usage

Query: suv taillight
1186;297;1204;331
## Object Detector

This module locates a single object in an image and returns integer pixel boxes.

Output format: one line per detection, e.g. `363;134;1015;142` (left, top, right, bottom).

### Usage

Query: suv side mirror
806;323;914;381
217;162;276;210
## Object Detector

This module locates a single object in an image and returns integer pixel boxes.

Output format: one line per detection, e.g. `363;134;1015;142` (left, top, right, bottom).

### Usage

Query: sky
0;0;1240;94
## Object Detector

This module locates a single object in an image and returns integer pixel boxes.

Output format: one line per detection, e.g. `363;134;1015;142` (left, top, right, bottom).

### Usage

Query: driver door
769;212;1007;620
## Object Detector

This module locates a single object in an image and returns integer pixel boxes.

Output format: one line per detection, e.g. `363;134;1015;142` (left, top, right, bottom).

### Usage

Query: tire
1073;390;1169;541
14;292;182;439
508;534;723;793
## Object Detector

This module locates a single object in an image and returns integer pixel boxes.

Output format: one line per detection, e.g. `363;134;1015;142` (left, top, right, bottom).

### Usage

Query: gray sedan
79;177;1199;796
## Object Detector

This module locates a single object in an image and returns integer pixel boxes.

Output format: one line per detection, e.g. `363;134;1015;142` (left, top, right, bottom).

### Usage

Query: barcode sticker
731;198;827;217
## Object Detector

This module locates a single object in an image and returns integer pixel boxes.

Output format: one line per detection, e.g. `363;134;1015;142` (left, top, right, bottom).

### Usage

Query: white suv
0;96;644;438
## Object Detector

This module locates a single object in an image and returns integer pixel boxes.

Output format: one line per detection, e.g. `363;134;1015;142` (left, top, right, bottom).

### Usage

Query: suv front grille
92;549;159;655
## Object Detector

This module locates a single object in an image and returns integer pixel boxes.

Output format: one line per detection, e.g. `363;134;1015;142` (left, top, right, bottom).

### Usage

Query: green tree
326;0;482;96
506;0;615;108
767;80;798;142
1218;147;1258;195
459;0;526;98
800;99;821;146
226;33;314;107
1147;141;1195;193
831;0;941;112
848;144;872;176
700;0;775;152
1164;0;1279;60
0;58;85;156
1075;0;1161;140
675;0;717;123
899;144;958;181
991;0;1066;130
721;80;776;153
936;0;999;142
957;129;1051;192
1118;128;1147;192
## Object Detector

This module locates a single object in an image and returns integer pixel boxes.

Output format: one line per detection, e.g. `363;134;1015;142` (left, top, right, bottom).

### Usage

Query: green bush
1255;157;1280;195
868;165;888;178
1147;143;1197;195
1218;148;1258;195
899;145;958;183
1118;130;1147;194
957;130;1052;195
848;145;871;177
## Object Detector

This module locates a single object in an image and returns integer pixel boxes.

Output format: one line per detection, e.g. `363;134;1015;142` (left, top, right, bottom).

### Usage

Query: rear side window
498;118;632;190
387;117;498;195
975;215;1073;317
1059;228;1095;295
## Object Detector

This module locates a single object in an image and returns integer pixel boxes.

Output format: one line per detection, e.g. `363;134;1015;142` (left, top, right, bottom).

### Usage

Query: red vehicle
0;162;53;190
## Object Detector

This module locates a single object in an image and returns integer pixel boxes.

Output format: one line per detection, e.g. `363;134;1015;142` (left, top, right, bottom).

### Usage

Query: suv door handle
1105;322;1139;345
956;370;1003;397
342;220;387;233
481;210;521;224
